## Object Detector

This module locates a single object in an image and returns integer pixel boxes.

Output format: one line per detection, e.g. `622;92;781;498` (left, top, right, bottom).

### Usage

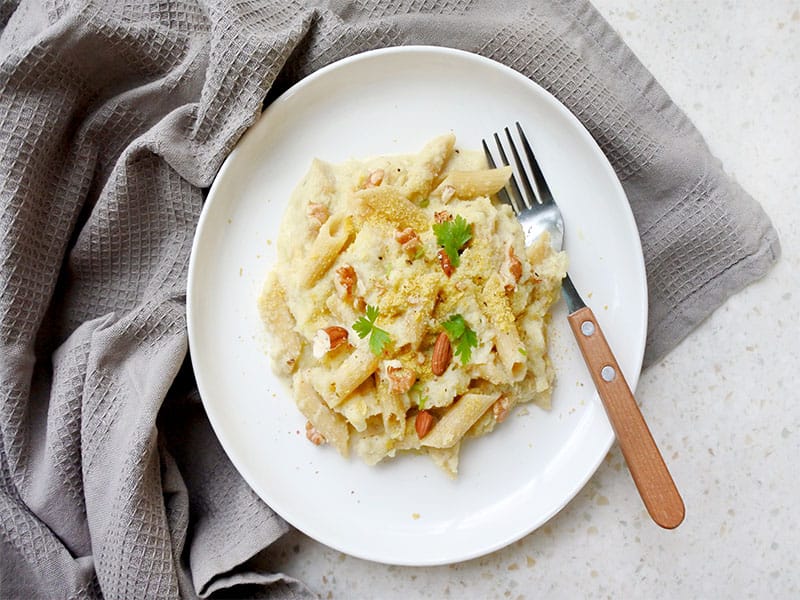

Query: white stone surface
261;3;800;597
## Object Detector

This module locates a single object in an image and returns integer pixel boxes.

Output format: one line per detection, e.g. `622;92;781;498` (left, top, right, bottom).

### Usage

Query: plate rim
187;45;648;566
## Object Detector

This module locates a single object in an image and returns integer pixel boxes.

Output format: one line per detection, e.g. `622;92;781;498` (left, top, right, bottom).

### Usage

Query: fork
484;123;685;529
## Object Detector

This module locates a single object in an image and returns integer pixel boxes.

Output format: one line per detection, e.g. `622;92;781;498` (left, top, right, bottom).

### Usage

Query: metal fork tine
493;132;525;213
482;139;515;210
516;121;554;205
504;127;536;208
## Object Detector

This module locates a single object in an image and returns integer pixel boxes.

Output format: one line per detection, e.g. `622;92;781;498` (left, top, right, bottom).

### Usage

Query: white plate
187;46;647;566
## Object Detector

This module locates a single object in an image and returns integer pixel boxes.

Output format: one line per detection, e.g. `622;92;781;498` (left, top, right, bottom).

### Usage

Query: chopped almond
492;396;511;423
441;184;456;204
437;249;454;277
307;202;329;231
386;365;416;394
394;227;421;257
312;326;349;358
305;421;326;445
508;246;523;282
335;265;357;300
367;168;384;187
434;210;452;224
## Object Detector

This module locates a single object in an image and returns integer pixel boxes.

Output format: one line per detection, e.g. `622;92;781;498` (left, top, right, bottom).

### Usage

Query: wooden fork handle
567;306;685;529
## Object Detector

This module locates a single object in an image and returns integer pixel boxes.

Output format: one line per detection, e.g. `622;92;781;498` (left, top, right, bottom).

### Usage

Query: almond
312;326;349;358
508;246;523;282
386;365;417;394
394;227;421;257
431;331;452;375
367;168;385;187
415;410;436;439
492;396;511;423
335;265;357;299
434;210;452;224
305;421;326;445
441;184;456;204
437;249;454;277
394;227;417;245
307;202;329;228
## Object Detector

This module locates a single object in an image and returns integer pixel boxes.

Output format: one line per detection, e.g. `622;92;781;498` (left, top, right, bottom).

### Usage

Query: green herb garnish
409;381;429;409
353;305;392;356
441;314;478;365
432;215;472;267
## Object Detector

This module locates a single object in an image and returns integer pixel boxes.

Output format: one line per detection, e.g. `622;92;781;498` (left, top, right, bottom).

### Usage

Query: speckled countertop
261;3;800;597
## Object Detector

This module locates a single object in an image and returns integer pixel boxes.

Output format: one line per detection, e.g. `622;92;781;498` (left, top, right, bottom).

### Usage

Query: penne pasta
421;392;501;449
400;133;455;200
260;134;565;476
294;373;350;457
299;212;354;288
318;342;380;407
427;444;460;479
351;186;428;231
435;166;512;199
351;418;398;465
480;273;527;381
378;381;406;440
258;273;303;376
494;327;527;382
336;378;380;433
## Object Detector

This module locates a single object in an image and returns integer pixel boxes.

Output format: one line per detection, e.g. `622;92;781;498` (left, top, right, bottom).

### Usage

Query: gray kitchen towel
0;0;779;598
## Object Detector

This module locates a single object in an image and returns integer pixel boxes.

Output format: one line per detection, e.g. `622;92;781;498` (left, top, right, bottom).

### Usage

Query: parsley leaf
441;314;466;339
352;316;372;339
366;304;379;322
455;328;478;364
353;305;392;356
369;327;391;356
432;215;472;267
441;314;478;364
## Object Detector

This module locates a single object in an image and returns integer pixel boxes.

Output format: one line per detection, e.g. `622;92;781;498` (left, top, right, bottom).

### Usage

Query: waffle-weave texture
0;1;779;598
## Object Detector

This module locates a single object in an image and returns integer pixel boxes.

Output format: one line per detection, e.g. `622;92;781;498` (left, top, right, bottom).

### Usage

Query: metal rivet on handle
600;365;616;382
580;320;595;336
